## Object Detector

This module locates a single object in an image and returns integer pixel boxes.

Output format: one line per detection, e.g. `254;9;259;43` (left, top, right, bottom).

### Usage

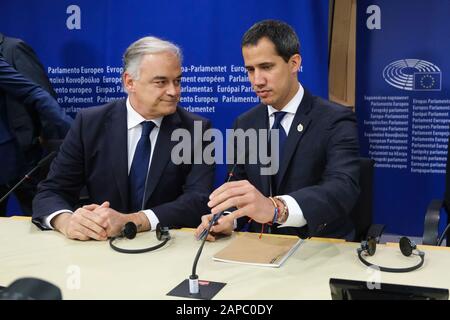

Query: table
1;217;449;299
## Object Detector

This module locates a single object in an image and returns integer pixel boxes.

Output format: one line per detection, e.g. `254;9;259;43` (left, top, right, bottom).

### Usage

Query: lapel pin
297;123;304;132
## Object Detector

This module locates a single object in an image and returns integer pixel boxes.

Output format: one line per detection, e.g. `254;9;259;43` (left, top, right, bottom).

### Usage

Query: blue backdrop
356;0;450;236
1;0;329;215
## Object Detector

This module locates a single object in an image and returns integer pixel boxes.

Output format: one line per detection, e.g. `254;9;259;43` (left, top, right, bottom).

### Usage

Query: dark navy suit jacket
0;56;71;184
0;33;63;144
32;99;214;229
232;89;360;239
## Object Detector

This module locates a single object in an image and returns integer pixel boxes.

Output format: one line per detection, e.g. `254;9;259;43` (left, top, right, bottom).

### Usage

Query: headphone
357;237;425;273
109;222;171;254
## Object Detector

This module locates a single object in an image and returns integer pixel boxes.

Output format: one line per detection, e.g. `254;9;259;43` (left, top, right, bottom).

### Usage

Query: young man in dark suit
196;20;360;240
32;36;214;240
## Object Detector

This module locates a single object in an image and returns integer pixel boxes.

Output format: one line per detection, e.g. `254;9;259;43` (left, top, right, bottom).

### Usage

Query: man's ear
289;54;302;73
123;72;135;92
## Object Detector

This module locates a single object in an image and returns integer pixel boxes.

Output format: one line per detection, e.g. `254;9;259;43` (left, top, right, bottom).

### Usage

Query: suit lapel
276;90;313;191
105;100;129;209
143;111;181;204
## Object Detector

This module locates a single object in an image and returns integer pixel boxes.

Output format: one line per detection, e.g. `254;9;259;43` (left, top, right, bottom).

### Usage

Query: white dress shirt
267;83;307;228
44;98;161;231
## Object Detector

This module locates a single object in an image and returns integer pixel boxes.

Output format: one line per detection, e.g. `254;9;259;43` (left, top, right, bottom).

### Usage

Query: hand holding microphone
195;163;238;241
195;211;233;241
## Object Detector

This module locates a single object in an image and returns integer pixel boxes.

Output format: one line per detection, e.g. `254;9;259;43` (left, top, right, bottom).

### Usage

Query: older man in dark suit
32;36;214;241
196;20;360;240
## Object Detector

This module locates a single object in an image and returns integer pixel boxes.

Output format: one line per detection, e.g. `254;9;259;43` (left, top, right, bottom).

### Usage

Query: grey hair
122;36;183;80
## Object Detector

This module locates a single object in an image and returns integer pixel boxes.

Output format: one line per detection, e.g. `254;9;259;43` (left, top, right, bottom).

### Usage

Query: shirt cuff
142;209;160;231
46;209;74;229
277;195;307;228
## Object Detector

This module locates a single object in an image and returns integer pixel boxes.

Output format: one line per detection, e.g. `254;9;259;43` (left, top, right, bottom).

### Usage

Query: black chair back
350;158;375;242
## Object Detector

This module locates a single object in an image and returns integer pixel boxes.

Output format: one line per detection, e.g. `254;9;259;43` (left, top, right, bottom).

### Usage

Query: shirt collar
267;83;304;117
126;98;163;130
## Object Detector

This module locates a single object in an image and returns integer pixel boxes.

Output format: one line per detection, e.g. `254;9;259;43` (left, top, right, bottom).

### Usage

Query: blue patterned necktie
271;111;287;194
129;121;156;212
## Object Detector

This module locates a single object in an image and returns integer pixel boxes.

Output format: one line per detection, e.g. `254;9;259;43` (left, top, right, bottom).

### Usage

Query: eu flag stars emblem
413;72;441;91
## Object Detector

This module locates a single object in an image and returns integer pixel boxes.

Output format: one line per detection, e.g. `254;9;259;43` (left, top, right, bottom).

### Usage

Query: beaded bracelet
268;197;279;224
274;196;288;224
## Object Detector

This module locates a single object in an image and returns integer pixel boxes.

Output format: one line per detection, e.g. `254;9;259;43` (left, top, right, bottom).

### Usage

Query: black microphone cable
437;223;450;246
109;222;171;254
0;151;57;204
189;162;238;294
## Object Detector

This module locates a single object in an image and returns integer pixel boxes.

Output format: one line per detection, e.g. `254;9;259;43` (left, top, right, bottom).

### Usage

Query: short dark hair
241;19;300;63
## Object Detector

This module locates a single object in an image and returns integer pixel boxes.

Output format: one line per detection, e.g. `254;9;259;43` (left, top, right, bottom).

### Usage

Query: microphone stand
188;217;215;294
167;164;238;299
167;213;227;299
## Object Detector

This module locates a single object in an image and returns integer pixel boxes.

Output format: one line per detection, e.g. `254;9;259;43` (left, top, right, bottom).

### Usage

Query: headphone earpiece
360;237;377;256
399;236;425;257
156;224;171;241
122;222;137;240
399;236;414;256
357;236;425;273
110;222;171;254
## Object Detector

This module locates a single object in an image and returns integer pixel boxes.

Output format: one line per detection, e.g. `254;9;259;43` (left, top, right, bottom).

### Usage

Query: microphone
168;153;245;299
0;151;57;204
189;163;238;295
437;223;450;246
197;163;238;241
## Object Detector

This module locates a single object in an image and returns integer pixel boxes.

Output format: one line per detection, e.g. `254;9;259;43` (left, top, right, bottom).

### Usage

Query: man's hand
52;201;151;241
52;201;110;241
208;180;275;225
194;213;234;242
90;205;129;238
89;204;151;238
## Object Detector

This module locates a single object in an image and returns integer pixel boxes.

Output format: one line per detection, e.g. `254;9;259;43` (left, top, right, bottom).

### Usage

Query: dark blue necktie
271;111;287;154
129;121;156;212
271;111;287;194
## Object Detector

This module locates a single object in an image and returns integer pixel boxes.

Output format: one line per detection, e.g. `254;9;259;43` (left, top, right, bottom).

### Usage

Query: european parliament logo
383;59;442;91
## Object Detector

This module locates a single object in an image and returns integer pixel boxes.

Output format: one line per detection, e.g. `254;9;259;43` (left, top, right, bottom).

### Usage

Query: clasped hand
55;201;127;241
